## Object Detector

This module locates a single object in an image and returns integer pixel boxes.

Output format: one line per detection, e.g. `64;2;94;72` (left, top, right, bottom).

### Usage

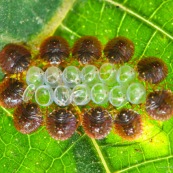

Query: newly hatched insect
40;36;70;64
146;90;173;121
46;109;77;140
104;36;134;64
137;57;168;84
0;35;172;142
82;107;112;139
0;78;24;108
72;36;102;64
13;103;43;134
0;43;31;74
114;109;142;140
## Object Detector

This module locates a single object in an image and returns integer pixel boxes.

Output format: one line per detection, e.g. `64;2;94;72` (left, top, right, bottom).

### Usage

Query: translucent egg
116;65;136;86
26;66;44;87
62;66;81;88
91;83;109;104
71;84;90;105
22;84;35;102
35;85;54;106
109;85;127;107
126;82;146;104
99;63;117;86
81;65;100;87
53;85;72;106
44;66;62;88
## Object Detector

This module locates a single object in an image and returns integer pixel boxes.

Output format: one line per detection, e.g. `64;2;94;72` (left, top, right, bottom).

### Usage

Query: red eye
72;36;102;64
0;43;31;74
146;90;173;121
46;109;77;140
13;103;43;134
39;36;70;64
0;78;24;108
104;36;134;64
82;107;112;139
114;109;142;140
137;57;168;84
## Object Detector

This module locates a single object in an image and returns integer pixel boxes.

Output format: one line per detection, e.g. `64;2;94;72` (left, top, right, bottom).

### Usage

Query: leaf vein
118;155;173;173
105;0;173;41
91;138;111;173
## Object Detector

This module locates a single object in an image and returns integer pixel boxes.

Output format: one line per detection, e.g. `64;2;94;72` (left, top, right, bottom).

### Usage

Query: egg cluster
24;63;146;107
0;35;172;141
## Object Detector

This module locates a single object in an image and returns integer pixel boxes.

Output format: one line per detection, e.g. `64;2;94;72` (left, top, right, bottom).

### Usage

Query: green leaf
0;0;173;172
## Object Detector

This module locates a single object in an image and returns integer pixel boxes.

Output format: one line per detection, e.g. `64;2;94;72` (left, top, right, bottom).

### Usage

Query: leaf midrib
28;0;77;49
105;0;173;41
91;138;111;173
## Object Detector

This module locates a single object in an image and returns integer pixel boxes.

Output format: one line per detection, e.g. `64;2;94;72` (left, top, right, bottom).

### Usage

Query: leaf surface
0;0;173;172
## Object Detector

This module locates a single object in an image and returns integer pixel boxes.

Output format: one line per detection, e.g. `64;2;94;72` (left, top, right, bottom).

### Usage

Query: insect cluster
0;35;172;141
